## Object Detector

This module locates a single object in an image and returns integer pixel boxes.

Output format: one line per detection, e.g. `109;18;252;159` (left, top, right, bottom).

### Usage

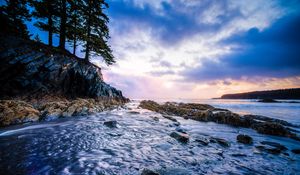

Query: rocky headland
0;35;128;127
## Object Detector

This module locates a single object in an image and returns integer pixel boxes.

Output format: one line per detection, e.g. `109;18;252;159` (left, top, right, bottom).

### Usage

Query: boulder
104;120;118;128
255;141;287;155
237;134;253;144
255;145;281;154
210;137;230;147
291;149;300;154
170;131;189;143
195;137;209;146
141;169;159;175
0;100;40;126
260;141;287;151
252;122;288;136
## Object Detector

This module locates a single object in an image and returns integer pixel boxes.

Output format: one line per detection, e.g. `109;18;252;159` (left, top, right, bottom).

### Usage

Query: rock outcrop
0;35;128;127
139;100;300;141
237;134;253;144
0;35;126;99
0;98;125;126
0;100;40;126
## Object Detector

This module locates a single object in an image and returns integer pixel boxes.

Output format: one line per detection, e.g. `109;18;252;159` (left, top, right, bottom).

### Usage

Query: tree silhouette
82;0;115;65
31;0;59;46
0;0;31;39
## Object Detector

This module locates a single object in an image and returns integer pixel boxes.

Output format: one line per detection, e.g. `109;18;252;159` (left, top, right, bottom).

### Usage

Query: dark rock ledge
139;100;300;141
0;35;129;127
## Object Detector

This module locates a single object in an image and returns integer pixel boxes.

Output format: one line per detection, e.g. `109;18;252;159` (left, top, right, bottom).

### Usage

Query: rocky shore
139;100;300;141
0;35;128;127
0;97;126;127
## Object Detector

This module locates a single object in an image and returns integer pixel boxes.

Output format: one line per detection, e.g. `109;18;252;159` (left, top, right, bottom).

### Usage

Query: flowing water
0;100;299;175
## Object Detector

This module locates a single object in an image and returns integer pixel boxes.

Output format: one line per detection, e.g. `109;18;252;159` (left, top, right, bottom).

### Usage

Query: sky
27;0;300;99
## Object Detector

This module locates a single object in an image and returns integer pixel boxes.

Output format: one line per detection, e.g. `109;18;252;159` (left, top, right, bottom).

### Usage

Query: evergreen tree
66;0;84;55
31;0;58;46
82;0;115;65
0;0;31;39
58;0;67;49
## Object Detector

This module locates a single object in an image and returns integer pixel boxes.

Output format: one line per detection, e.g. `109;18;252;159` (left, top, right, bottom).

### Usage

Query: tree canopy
0;0;115;65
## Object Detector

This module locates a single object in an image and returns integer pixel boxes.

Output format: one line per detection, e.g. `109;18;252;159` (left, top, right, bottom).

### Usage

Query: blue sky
27;0;300;99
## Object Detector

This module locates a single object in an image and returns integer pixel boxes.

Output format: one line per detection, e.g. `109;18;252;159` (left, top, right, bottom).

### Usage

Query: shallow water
151;99;300;125
0;101;299;175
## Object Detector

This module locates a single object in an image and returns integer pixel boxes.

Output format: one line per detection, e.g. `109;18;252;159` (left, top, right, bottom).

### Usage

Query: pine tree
0;0;31;39
31;0;58;46
82;0;115;65
66;0;84;55
58;0;67;50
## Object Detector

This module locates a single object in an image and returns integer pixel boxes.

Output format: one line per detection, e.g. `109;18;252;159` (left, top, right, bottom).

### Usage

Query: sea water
0;100;299;174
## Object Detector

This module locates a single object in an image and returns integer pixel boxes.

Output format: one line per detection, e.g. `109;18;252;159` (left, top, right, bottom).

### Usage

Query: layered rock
139;100;300;141
0;35;126;99
0;35;128;127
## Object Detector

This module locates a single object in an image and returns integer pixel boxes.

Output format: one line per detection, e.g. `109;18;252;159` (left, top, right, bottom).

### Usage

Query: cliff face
0;36;125;100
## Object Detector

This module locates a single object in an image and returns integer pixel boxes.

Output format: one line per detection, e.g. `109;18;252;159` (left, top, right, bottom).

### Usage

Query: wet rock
170;131;189;143
255;141;287;155
255;145;281;154
139;100;213;116
139;100;162;112
141;169;159;175
104;120;118;128
128;111;140;114
175;127;187;134
168;122;180;127
291;149;300;154
231;153;247;157
252;122;288;137
260;141;287;151
162;115;178;122
195;137;209;146
0;100;40;126
39;101;68;120
151;116;159;121
237;134;253;144
139;100;299;141
245;114;296;127
210;137;230;147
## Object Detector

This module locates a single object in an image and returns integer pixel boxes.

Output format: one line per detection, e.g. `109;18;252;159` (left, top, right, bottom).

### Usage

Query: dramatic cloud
183;14;300;82
27;0;300;98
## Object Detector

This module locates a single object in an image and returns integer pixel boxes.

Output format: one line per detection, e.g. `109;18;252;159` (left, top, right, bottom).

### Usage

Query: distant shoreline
218;88;300;100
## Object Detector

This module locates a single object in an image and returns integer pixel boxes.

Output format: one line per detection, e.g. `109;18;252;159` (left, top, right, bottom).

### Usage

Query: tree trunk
84;1;91;62
59;0;66;50
73;38;76;55
48;15;53;46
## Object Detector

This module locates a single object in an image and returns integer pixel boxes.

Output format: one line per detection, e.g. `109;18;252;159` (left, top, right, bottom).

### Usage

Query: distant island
220;88;300;99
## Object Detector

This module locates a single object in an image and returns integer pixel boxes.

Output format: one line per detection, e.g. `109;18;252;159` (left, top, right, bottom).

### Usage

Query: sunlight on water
0;101;299;175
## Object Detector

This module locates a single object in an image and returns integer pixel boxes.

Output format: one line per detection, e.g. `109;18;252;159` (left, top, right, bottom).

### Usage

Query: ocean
0;100;299;174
